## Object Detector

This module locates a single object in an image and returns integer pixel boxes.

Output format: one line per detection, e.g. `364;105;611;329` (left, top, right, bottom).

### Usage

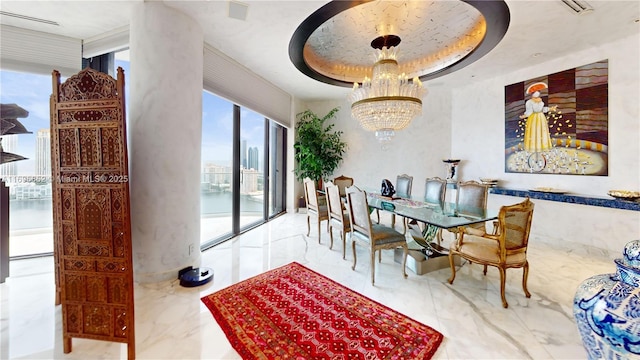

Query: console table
489;187;640;212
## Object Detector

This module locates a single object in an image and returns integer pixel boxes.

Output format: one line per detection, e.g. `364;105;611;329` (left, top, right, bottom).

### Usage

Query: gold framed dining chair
303;178;329;243
345;185;408;285
325;181;350;259
448;198;535;308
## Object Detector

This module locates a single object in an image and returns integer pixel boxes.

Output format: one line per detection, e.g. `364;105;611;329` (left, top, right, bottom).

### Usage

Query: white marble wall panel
129;2;204;283
451;34;639;196
451;33;640;257
490;194;640;259
302;85;453;196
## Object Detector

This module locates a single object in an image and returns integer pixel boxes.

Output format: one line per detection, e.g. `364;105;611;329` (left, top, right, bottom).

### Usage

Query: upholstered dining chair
345;185;408;285
395;174;413;198
408;177;448;250
447;180;491;237
303;177;329;243
325;181;350;259
423;176;447;208
332;175;354;198
448;198;535;308
376;174;413;230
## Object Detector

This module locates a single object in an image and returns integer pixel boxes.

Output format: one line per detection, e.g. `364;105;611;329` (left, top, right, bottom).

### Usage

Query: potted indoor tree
294;107;347;188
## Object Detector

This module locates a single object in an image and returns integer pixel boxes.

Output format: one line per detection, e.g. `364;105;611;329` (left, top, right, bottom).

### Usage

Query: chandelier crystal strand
349;36;426;144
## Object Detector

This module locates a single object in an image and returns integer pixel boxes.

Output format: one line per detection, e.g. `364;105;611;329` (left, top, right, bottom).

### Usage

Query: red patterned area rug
201;262;444;359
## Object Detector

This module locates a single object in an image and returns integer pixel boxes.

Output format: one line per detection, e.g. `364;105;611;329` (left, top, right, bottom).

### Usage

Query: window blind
82;25;129;59
0;25;81;76
203;44;292;128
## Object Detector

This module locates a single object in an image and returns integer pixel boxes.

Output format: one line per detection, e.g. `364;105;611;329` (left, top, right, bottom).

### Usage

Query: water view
9;192;263;230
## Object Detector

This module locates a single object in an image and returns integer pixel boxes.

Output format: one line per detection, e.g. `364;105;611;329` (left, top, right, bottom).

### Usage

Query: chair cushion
452;234;526;265
330;215;350;228
464;226;487;236
370;224;406;245
447;222;486;235
314;205;328;216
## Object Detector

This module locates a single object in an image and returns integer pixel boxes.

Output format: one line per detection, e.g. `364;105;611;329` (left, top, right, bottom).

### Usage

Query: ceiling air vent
0;11;59;26
228;1;249;21
560;0;594;15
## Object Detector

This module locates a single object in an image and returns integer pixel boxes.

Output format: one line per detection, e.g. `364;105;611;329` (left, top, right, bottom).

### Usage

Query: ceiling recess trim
288;0;511;88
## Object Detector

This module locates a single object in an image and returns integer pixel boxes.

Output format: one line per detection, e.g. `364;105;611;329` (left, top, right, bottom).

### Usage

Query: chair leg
483;264;488;275
522;261;531;298
328;224;334;250
341;230;346;259
370;250;376;285
351;240;357;270
376;209;380;224
499;267;508;308
317;220;321;244
447;253;457;284
401;245;408;279
378;249;382;262
306;215;311;236
391;214;396;228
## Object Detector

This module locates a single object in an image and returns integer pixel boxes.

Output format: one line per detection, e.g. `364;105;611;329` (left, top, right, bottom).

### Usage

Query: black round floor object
179;267;213;287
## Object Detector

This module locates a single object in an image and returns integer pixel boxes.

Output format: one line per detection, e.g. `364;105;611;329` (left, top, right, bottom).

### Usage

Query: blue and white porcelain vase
573;240;640;359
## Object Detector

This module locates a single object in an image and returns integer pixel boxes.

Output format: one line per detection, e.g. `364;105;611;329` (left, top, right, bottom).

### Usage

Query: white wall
451;34;639;194
301;85;454;195
451;34;640;257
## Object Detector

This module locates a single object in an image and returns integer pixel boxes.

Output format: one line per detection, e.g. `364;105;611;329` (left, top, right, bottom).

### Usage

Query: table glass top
366;192;497;228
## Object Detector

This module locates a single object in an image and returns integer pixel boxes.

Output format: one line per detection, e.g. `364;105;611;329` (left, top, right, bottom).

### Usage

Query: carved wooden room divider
50;67;135;359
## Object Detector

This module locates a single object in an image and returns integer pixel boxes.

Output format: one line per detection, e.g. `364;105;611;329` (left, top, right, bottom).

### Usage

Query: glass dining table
366;192;497;230
365;190;498;271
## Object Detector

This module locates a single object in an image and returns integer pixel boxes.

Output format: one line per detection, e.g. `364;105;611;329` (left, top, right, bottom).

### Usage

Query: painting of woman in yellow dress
519;82;557;152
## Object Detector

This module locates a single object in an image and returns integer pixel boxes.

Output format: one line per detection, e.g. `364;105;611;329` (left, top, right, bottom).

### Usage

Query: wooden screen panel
50;67;135;359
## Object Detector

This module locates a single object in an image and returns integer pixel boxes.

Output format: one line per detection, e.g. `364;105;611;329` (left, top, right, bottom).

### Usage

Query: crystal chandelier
348;35;426;143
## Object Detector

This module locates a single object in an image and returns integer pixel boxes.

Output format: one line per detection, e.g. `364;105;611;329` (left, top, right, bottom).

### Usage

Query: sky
1;57;265;175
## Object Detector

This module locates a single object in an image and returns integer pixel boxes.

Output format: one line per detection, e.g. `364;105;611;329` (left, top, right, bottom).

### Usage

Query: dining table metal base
394;247;460;275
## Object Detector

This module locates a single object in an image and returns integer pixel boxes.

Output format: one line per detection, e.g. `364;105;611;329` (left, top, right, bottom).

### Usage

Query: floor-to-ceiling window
201;91;287;249
0;50;129;259
239;108;265;229
201;92;235;243
1;70;54;258
269;122;286;217
1;49;286;257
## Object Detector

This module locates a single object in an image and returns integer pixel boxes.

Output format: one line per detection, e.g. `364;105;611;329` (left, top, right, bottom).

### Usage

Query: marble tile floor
1;211;616;359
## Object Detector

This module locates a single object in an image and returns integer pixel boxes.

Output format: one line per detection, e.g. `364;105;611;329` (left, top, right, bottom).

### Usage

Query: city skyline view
1;56;267;177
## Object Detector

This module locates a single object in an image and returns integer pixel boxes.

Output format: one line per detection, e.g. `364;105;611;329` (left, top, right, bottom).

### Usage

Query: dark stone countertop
489;187;640;212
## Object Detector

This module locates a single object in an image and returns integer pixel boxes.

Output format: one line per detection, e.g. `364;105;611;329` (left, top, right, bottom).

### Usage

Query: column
129;2;203;283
